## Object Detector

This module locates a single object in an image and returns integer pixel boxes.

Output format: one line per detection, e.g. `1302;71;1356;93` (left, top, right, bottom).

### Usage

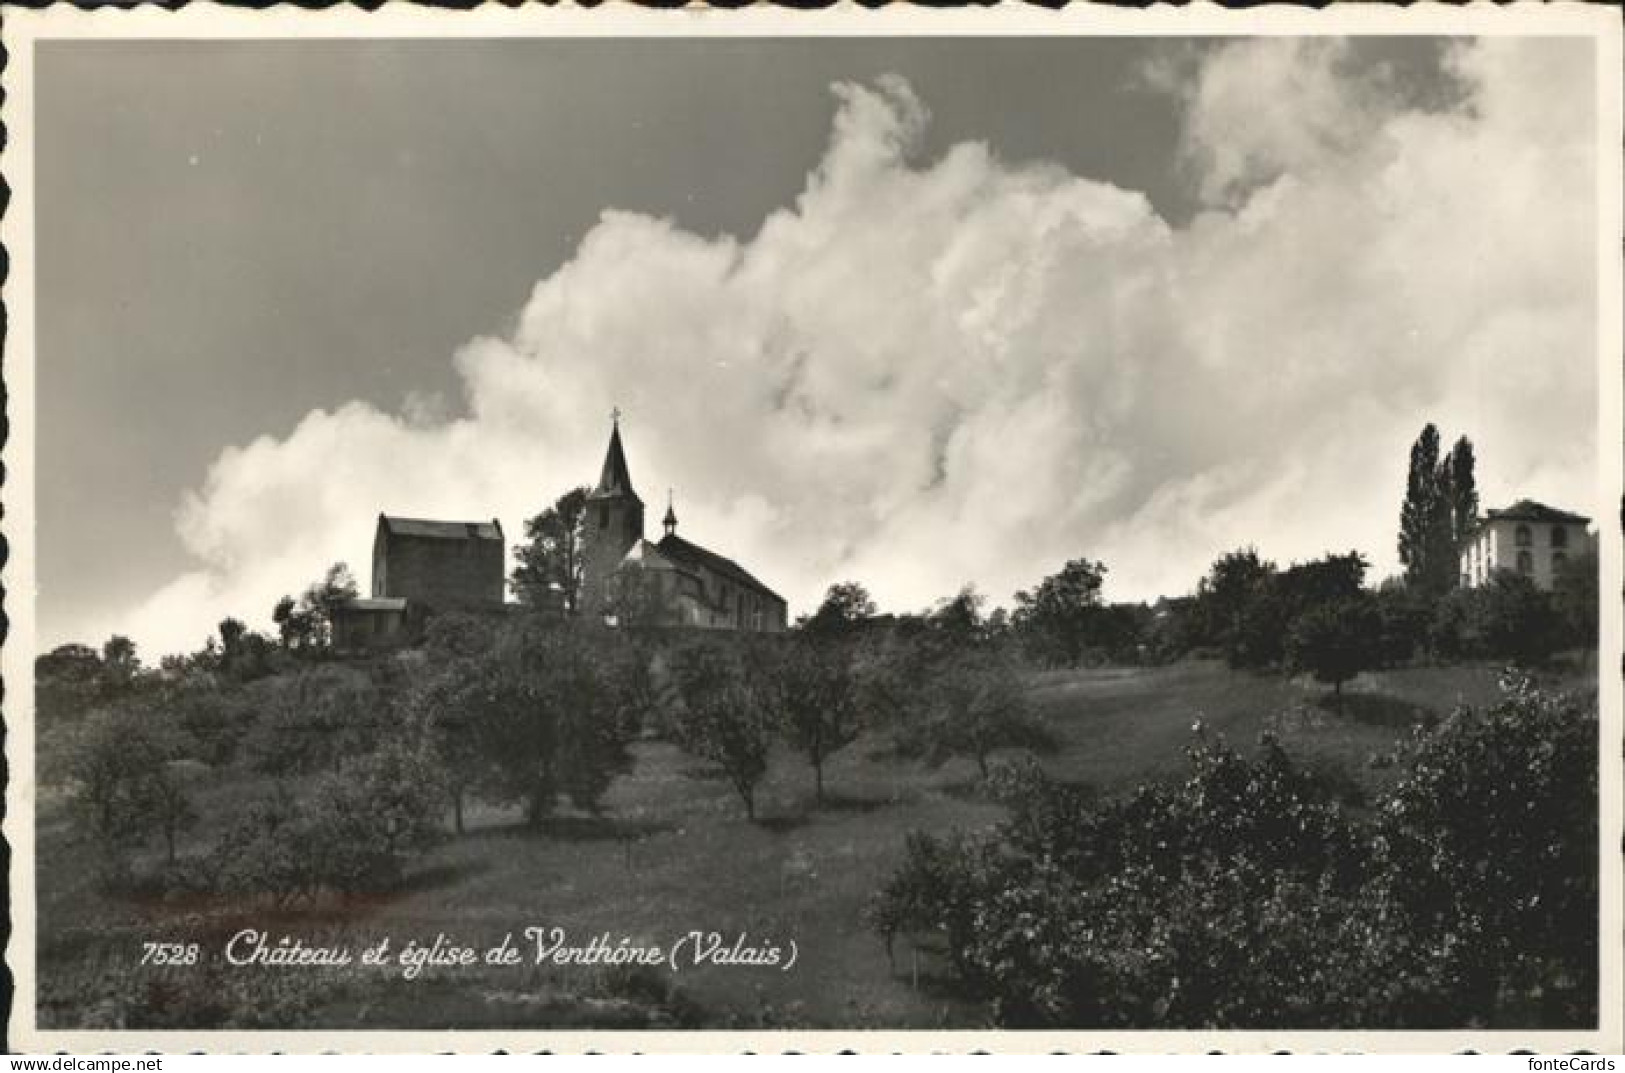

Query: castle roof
591;420;642;504
656;532;784;604
378;515;503;542
1484;500;1589;525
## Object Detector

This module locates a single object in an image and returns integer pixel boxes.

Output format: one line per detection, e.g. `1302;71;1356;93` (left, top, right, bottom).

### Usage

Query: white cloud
78;37;1600;658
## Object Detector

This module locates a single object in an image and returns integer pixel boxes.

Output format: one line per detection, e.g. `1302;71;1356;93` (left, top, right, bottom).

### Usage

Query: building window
1554;550;1569;572
1552;526;1569;548
1516;550;1534;575
1515;524;1532;547
598;505;608;529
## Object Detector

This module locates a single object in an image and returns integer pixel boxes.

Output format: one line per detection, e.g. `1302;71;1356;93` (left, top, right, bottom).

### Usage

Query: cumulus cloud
91;37;1599;658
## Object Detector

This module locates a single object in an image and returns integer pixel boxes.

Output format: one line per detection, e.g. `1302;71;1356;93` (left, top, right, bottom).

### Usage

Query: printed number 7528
140;942;200;966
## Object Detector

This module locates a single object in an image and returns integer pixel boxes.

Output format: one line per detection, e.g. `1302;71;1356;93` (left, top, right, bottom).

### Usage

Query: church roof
591;420;642;503
656;532;784;603
1485;500;1589;525
378;515;503;542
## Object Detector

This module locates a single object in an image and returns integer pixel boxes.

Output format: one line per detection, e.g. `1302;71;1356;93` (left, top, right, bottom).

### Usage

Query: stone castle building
332;514;504;649
579;418;787;632
1458;499;1594;592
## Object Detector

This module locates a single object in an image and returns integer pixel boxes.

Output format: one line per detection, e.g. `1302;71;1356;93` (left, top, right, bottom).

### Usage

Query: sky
33;35;1601;659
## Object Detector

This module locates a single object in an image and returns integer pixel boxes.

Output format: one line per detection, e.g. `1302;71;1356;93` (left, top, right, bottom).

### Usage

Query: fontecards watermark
208;927;798;980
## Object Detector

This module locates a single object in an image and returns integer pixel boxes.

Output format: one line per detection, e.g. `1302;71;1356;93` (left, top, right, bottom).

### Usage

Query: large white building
1459;499;1593;592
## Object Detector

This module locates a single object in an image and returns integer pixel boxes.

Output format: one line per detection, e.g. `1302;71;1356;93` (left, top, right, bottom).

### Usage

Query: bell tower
579;410;645;617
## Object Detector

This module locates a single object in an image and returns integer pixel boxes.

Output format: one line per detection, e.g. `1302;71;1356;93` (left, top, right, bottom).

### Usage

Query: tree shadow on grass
752;813;812;835
817;790;896;814
462;814;675;844
1316;691;1440;729
393;859;494;897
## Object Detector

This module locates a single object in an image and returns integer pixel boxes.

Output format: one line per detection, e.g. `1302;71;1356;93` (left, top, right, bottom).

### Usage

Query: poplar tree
1398;425;1478;597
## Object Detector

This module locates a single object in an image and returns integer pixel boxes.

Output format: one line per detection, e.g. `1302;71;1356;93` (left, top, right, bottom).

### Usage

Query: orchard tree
666;641;774;820
916;651;1050;779
456;619;640;827
66;705;197;871
757;637;862;806
402;653;489;834
511;486;590;613
1285;595;1383;708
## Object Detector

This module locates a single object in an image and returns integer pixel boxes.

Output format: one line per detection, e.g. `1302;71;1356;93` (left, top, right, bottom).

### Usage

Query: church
579;417;788;632
331;417;786;649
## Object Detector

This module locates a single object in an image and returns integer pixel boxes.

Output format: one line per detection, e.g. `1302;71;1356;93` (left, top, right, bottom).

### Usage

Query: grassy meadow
35;656;1593;1030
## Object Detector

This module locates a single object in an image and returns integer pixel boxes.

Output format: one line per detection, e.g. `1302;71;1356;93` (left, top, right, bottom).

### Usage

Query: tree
1399;424;1470;598
65;706;197;873
1012;559;1108;667
801;581;877;636
454;619;641;827
303;563;359;649
666;641;774;820
272;562;358;655
511;486;590;613
1399;423;1442;592
218;617;247;657
402;653;490;834
928;585;986;645
1193;548;1278;667
1285;595;1382;707
756;637;862;806
923;652;1050;778
602;562;670;630
100;635;141;690
1443;436;1479;550
272;595;314;652
1552;544;1599;650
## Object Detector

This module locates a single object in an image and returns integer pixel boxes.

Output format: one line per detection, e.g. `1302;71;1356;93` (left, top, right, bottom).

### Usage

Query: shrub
869;674;1597;1028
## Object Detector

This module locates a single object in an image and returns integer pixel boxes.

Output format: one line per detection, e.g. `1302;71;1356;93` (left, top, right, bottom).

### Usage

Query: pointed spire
663;488;678;536
593;409;639;500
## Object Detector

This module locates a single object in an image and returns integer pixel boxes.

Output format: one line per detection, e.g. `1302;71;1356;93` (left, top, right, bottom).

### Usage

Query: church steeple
663;489;678;537
594;408;640;503
579;410;646;618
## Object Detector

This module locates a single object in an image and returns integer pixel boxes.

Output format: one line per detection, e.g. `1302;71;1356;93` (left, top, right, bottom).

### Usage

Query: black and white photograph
4;4;1621;1053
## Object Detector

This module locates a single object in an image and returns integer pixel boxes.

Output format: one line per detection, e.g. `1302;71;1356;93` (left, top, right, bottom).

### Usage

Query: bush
1376;670;1597;1023
869;675;1597;1027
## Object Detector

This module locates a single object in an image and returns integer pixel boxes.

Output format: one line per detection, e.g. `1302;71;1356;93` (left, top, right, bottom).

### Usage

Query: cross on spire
611;406;622;425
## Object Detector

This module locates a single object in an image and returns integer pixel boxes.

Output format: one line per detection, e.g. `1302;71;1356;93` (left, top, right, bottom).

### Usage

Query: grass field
35;657;1595;1029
